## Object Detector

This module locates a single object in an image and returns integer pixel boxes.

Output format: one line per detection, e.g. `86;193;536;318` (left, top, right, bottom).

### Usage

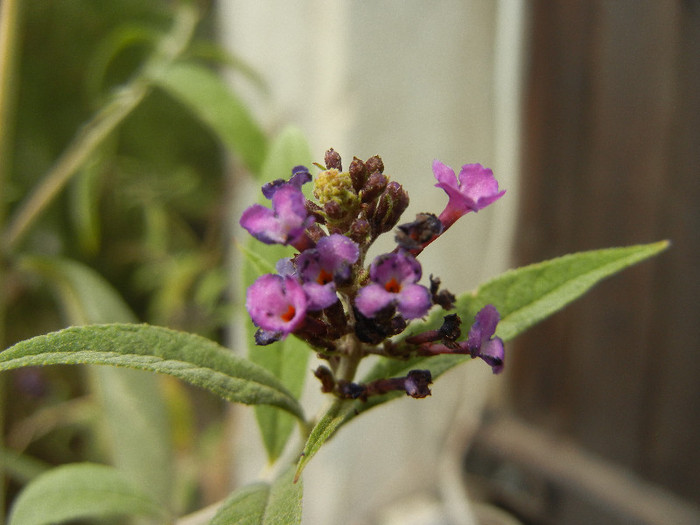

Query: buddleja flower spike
241;150;506;398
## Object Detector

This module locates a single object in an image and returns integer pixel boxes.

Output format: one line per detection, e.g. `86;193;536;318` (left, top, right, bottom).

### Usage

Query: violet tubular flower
467;304;505;374
433;160;505;230
246;274;307;338
355;251;431;320
295;234;360;310
240;179;315;251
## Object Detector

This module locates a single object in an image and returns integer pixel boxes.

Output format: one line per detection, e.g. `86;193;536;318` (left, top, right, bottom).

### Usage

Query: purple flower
355;251;431;319
295;234;360;310
261;166;312;198
433;160;505;230
467;304;505;374
246;274;307;337
240;185;315;249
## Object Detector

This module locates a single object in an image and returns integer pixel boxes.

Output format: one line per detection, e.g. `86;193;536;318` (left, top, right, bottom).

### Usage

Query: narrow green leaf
155;60;267;173
0;324;304;420
295;241;670;476
19;256;175;505
0;446;50;484
211;464;302;525
18;255;137;325
242;127;314;461
294;400;354;481
365;240;672;385
7;463;165;525
250;337;310;463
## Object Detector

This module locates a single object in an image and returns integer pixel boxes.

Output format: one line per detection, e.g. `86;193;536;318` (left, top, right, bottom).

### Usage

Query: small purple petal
239;205;286;244
261;165;312;198
433;160;504;229
294;234;359;309
316;234;360;268
303;282;339;311
467;304;505;373
240;185;314;246
468;304;500;348
355;283;394;318
356;251;430;319
275;257;296;277
397;284;432;319
370;251;422;286
246;274;307;336
432;160;457;186
479;337;505;374
289;165;312;188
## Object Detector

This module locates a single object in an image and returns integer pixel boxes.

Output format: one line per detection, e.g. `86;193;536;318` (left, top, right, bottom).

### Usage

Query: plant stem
1;3;198;253
0;0;23;520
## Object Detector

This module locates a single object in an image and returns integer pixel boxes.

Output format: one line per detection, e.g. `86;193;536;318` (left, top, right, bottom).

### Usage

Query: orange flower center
384;278;401;293
317;268;333;285
280;305;296;322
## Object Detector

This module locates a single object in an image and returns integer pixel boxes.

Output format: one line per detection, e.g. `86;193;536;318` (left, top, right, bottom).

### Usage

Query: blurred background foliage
0;0;269;520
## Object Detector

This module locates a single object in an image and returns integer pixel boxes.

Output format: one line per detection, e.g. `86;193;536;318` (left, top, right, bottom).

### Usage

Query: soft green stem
0;0;23;520
1;3;198;252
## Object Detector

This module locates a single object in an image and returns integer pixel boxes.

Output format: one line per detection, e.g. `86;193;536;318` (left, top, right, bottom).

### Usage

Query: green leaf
258;125;313;183
250;337;310;463
18;255;137;325
211;464;302;525
155;60;267;173
7;463;165;525
0;324;305;420
295;241;670;476
19;256;175;505
242;127;314;462
294;400;353;482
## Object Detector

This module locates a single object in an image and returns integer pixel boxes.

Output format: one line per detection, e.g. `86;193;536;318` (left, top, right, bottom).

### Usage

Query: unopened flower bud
364;155;384;175
324;200;343;220
314;366;335;393
360;171;388;203
324;148;342;171
349;218;371;244
313;169;360;223
349;157;368;193
372;181;410;234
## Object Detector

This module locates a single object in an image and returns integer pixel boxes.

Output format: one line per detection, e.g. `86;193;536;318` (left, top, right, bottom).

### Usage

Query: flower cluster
241;149;505;399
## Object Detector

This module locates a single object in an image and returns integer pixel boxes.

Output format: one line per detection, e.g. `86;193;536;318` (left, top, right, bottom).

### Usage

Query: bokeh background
1;1;697;524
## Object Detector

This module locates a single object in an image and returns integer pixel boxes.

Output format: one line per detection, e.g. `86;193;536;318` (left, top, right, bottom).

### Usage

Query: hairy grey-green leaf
8;463;165;525
0;324;304;420
211;465;302;525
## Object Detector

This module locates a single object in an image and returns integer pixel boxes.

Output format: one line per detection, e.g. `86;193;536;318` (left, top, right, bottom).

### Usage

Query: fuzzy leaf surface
210;465;302;525
296;241;669;476
0;324;304;420
8;463;165;525
19;256;175;505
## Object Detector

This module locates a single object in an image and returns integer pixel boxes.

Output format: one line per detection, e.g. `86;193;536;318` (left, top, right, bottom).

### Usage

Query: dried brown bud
314;366;335;393
395;213;443;250
324;148;342;170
